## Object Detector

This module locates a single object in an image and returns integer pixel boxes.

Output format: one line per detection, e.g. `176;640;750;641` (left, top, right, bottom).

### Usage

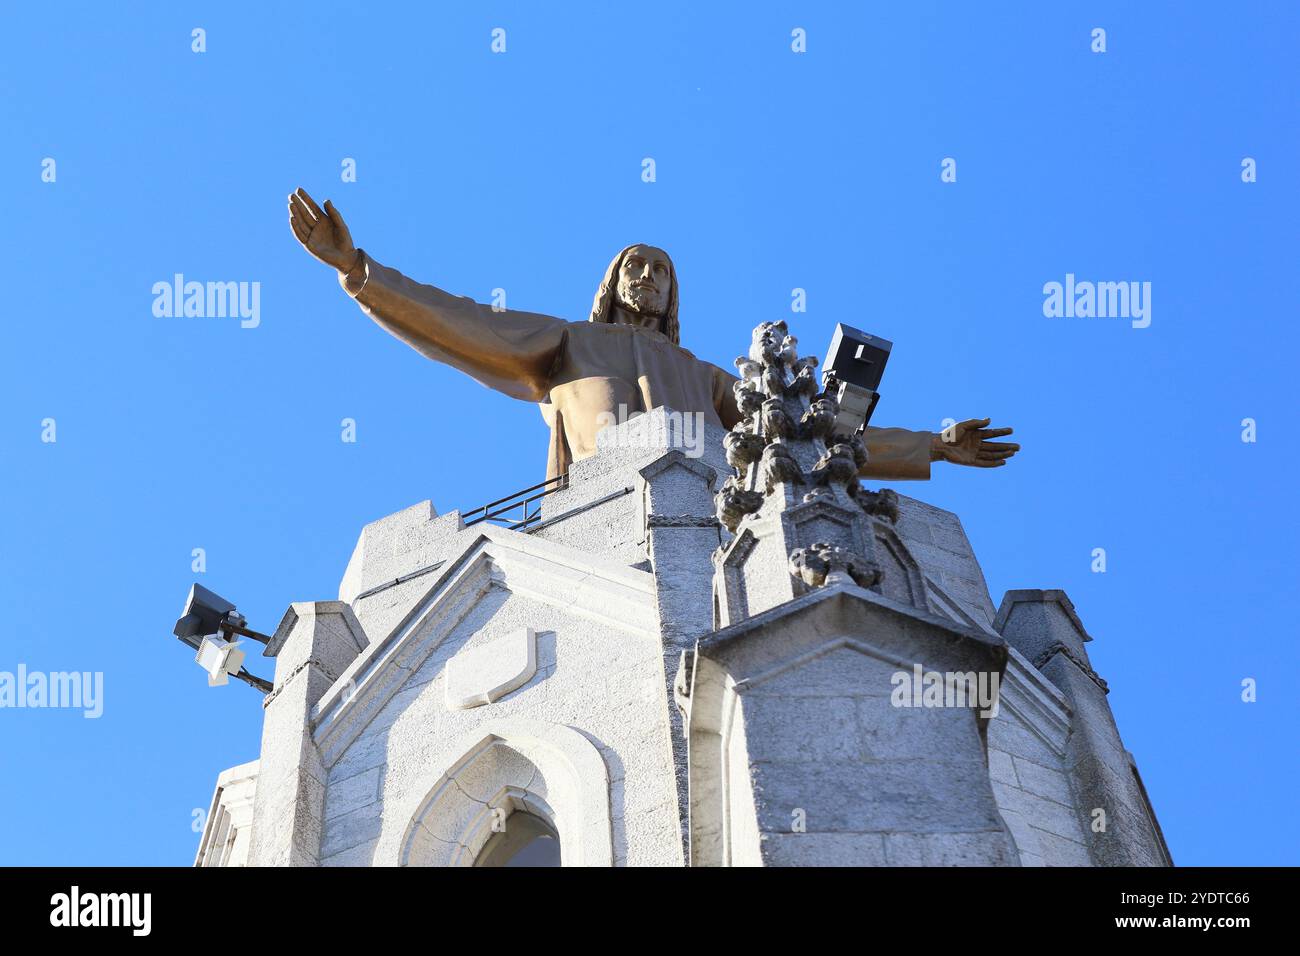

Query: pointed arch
376;718;613;867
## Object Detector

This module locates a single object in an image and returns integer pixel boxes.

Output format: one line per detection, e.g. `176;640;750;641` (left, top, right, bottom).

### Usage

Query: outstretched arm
860;418;1020;479
711;369;1018;479
861;426;934;480
288;188;564;403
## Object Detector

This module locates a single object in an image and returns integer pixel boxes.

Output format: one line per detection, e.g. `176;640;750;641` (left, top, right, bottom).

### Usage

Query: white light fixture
195;635;246;687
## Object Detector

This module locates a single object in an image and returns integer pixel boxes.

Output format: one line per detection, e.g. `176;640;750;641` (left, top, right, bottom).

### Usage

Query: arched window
475;811;562;867
388;721;613;867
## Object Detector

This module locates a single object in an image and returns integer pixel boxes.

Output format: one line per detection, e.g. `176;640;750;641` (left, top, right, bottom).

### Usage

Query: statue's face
615;245;672;323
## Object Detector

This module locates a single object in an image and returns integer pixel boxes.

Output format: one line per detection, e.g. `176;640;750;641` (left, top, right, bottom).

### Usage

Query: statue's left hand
930;418;1020;468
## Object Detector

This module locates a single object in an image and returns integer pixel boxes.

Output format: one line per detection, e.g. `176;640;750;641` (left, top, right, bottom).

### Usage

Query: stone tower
195;322;1172;868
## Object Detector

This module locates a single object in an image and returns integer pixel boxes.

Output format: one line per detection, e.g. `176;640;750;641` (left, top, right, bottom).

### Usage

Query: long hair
588;244;680;346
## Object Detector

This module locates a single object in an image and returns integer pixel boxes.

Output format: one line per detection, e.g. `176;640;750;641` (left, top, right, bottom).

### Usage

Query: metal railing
461;474;570;530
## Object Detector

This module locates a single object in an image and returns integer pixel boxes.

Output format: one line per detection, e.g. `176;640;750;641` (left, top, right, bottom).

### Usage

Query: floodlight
821;323;892;436
196;635;246;687
171;583;273;694
173;583;237;649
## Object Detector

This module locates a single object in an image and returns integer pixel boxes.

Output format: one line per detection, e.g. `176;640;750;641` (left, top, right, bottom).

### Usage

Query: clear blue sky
2;2;1296;866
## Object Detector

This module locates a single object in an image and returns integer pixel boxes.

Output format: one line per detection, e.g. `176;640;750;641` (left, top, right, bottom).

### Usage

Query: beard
616;282;668;319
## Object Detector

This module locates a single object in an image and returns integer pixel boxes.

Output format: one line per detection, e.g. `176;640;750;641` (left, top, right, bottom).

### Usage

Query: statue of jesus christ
288;188;1019;481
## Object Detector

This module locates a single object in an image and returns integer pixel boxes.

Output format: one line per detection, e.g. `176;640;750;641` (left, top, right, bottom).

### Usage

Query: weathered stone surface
996;590;1172;867
884;830;1021;867
200;407;1166;868
245;603;368;867
194;761;259;868
443;627;538;710
687;581;1017;866
763;832;889;867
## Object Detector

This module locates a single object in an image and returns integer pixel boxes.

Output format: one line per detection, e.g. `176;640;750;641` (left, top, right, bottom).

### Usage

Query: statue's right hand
288;187;360;272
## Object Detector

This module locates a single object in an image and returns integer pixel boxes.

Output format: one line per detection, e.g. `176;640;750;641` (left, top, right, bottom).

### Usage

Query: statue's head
589;243;680;345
